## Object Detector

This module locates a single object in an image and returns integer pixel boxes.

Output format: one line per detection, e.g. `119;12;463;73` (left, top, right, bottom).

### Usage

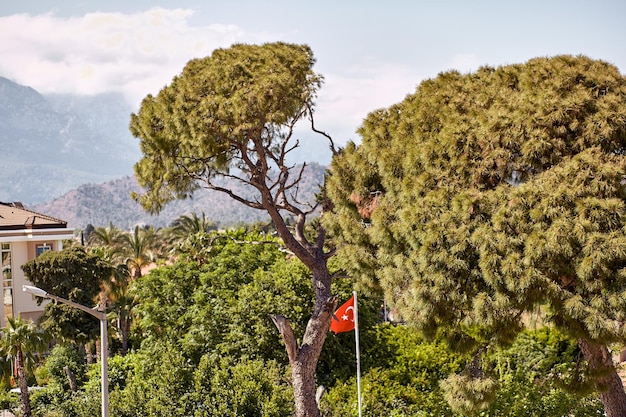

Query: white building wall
11;240;52;324
0;233;72;326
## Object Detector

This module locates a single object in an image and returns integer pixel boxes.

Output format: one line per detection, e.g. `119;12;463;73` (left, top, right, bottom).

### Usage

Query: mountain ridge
31;163;326;230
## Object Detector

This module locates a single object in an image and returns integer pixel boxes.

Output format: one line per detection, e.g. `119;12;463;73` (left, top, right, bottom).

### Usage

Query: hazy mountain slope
31;163;326;229
0;77;139;204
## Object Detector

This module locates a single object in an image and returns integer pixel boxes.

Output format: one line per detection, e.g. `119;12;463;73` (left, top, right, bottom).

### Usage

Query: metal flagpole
353;290;362;417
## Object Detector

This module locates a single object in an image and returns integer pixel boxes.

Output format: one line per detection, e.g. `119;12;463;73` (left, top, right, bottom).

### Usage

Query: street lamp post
23;285;108;417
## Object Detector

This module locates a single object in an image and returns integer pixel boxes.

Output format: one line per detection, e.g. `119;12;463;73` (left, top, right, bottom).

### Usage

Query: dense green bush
321;326;604;417
483;328;603;417
192;355;294;417
322;325;461;417
42;345;87;391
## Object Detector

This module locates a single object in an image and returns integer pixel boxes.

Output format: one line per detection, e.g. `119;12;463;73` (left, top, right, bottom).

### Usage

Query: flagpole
353;290;362;417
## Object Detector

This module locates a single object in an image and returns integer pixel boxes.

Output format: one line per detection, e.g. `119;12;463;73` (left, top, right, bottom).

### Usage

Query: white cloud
0;8;249;105
315;60;424;144
0;8;424;146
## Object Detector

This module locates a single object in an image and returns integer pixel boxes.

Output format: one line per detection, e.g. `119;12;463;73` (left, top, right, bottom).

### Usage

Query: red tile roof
0;202;68;230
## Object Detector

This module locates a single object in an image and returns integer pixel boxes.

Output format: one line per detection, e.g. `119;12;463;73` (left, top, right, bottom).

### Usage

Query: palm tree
88;246;135;356
168;212;217;238
164;212;219;263
0;317;48;417
107;287;136;356
120;225;160;279
88;223;125;250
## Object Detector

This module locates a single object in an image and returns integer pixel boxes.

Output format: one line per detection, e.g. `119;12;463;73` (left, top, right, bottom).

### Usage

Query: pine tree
325;55;626;416
129;42;338;417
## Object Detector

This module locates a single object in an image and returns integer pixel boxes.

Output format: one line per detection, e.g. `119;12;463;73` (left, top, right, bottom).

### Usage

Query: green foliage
325;55;626;409
42;345;87;391
192;355;294;417
118;228;380;415
482;328;603;417
322;326;603;417
322;325;461;416
102;352;135;393
129;42;322;214
131;229;381;377
0;317;49;376
46;390;101;417
27;226;606;417
130;259;203;345
21;247;110;302
490;328;588;392
120;225;161;278
21;247;111;344
213;256;315;360
0;390;17;413
130;230;287;355
104;342;294;417
440;374;499;416
130;41;337;417
167;212;217;238
318;293;381;386
0;316;49;417
111;342;194;417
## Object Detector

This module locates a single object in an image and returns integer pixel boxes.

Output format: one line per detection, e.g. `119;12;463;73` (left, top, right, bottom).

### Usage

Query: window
1;243;12;320
36;243;52;257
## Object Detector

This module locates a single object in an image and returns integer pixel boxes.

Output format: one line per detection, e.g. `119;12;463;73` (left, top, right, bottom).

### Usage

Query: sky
1;0;625;163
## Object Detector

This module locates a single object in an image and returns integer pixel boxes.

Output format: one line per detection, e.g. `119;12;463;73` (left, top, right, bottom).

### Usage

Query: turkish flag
330;295;356;334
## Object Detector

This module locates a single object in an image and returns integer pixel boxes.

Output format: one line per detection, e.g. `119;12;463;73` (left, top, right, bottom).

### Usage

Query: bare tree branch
308;103;338;156
271;315;298;363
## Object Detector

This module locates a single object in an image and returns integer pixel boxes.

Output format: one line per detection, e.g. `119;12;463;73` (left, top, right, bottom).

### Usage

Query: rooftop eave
0;227;75;242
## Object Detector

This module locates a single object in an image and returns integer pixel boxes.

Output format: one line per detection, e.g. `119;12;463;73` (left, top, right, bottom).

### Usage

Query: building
0;202;74;326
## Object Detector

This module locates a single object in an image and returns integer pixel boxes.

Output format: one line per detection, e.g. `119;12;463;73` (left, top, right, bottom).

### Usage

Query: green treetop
21;247;112;345
325;55;626;416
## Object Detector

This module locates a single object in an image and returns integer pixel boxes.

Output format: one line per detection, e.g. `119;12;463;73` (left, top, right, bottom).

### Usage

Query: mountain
2;75;332;222
31;163;326;230
0;76;140;204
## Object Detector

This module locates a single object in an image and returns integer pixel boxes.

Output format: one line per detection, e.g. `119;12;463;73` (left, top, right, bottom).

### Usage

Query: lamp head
22;285;49;298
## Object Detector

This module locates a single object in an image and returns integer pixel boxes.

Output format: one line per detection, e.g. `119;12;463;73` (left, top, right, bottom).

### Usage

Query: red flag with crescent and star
330;295;356;334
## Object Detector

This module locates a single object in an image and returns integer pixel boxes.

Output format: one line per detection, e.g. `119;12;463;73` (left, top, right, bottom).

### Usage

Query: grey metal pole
100;315;109;417
353;290;362;417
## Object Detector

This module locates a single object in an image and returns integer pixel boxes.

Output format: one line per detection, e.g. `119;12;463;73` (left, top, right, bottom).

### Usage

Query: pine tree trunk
578;338;626;417
292;351;324;417
272;268;336;417
16;349;32;417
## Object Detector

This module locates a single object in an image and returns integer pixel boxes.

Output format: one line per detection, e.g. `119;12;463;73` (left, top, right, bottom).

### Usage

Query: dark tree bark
120;316;130;356
272;290;336;417
271;256;337;417
578;338;626;417
16;349;33;417
84;342;94;365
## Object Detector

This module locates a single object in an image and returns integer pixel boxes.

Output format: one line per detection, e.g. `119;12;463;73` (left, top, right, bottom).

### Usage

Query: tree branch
308;103;338;156
271;315;298;364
